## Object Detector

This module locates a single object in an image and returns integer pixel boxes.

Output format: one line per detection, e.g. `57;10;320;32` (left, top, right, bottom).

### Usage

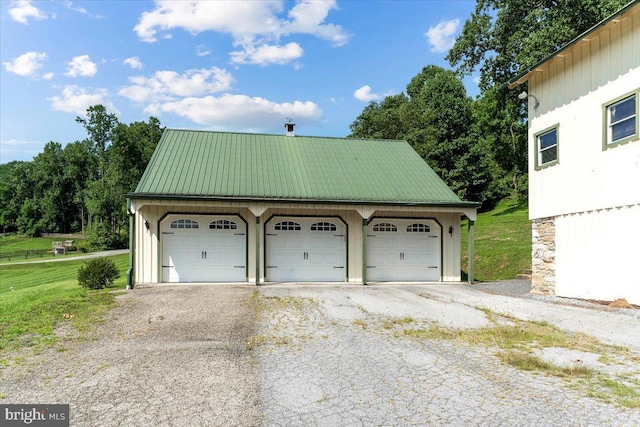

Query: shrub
77;257;120;290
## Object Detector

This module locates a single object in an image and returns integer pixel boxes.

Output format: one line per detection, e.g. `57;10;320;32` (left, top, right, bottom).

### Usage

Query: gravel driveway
0;285;261;426
1;283;639;426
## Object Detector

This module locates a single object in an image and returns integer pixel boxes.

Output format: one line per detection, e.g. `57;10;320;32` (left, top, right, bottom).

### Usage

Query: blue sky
0;0;479;163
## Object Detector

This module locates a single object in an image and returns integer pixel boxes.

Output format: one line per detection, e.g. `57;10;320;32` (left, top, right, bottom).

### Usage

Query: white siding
556;205;640;305
529;66;640;219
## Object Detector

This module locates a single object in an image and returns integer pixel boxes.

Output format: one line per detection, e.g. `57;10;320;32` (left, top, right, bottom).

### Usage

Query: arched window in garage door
310;222;337;231
209;219;238;230
407;223;430;232
274;221;301;231
170;219;199;229
373;222;397;232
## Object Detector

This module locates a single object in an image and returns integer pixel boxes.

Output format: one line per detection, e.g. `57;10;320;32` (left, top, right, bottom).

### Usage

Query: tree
350;65;502;207
447;0;629;91
75;104;119;178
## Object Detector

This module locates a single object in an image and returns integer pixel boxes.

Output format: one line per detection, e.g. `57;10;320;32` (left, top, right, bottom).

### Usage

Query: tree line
0;105;163;248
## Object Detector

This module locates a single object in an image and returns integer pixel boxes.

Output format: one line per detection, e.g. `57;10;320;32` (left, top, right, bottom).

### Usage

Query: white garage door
266;217;346;282
366;219;440;281
162;215;246;282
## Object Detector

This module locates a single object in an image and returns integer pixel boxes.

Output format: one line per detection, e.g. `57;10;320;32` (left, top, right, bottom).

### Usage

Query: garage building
126;127;478;286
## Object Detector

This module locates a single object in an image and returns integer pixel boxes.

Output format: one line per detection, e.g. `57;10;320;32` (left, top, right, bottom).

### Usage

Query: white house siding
129;199;474;284
525;5;640;304
555;205;640;305
528;68;640;219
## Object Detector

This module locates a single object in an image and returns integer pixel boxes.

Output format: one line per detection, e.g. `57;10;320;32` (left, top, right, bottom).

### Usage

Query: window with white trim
274;221;301;231
535;126;558;168
605;93;637;146
170;219;199;229
209;219;237;230
407;223;430;233
310;222;337;231
372;223;397;232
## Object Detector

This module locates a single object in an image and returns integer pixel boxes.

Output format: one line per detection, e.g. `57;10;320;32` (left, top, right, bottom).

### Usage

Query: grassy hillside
0;254;128;355
461;199;531;281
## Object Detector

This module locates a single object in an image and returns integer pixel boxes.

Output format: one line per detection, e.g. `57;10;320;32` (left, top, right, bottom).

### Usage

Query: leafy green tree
75;104;119;178
447;0;629;91
350;65;502;207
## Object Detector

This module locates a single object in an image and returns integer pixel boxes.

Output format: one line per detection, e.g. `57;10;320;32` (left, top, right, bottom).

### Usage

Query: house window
535;126;558;168
170;219;199;229
310;222;337;231
372;223;397;232
605;93;637;147
274;221;301;231
209;220;237;230
407;224;430;233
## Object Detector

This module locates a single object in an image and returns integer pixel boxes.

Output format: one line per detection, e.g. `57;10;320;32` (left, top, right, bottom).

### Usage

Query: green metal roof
130;129;476;206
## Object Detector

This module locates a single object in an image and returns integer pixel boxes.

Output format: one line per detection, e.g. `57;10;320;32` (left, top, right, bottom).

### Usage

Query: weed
352;319;367;329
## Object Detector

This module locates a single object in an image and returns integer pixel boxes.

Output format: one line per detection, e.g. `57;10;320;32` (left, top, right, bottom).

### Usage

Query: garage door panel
162;215;246;283
366;219;440;282
266;217;346;282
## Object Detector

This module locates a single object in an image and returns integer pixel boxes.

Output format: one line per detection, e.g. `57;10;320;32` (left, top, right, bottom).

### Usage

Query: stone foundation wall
531;217;556;295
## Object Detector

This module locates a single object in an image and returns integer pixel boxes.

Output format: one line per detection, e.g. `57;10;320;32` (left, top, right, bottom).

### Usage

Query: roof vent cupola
285;118;295;137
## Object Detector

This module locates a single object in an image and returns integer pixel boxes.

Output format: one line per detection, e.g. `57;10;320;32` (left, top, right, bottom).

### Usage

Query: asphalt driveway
1;284;639;426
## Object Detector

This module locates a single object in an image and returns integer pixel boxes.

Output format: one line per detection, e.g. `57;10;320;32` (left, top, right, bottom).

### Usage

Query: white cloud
284;0;348;47
65;55;98;77
146;94;321;130
48;85;119;115
42;72;54;80
425;18;460;53
134;1;348;65
3;51;47;77
63;1;87;15
230;42;303;66
123;56;143;70
9;0;47;24
354;85;381;102
196;44;211;57
119;67;233;103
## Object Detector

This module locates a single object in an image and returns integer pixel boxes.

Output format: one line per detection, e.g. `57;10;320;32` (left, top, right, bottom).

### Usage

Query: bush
77;257;120;290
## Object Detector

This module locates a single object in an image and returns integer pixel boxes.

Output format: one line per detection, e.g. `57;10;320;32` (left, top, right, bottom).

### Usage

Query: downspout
126;198;135;290
467;219;475;284
362;218;368;285
255;217;261;285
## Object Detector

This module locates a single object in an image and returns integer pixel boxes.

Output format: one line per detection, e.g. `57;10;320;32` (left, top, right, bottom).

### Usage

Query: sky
0;0;480;164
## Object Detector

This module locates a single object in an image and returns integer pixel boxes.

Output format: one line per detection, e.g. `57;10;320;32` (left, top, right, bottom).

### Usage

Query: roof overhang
125;193;481;209
507;0;640;88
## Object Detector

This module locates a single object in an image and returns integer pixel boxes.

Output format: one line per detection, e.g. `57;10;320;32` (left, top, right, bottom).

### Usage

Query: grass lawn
0;235;87;263
461;198;531;281
0;253;128;356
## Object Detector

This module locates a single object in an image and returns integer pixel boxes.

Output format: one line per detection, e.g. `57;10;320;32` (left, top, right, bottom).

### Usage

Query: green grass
461;198;531;281
0;254;128;354
0;235;87;263
0;235;79;252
